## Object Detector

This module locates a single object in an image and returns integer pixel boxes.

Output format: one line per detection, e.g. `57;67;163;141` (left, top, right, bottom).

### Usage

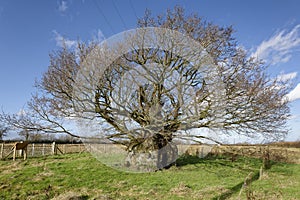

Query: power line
111;0;127;30
93;0;115;34
129;0;138;20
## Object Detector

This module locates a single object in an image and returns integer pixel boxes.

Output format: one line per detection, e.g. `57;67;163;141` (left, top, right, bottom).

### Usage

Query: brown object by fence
12;141;29;161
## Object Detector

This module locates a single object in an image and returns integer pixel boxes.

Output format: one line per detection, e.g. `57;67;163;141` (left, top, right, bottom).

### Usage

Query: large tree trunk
124;133;178;172
156;142;178;169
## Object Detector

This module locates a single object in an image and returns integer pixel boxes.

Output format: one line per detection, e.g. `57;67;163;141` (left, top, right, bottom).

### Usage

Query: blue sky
0;0;299;141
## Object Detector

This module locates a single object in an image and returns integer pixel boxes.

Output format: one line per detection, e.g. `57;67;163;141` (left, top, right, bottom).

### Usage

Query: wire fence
0;142;87;160
1;142;299;164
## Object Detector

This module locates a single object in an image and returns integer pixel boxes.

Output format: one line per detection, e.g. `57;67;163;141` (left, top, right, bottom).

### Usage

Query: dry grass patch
170;182;192;196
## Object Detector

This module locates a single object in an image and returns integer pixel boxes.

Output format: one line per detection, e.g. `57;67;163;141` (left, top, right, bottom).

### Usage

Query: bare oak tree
1;7;291;169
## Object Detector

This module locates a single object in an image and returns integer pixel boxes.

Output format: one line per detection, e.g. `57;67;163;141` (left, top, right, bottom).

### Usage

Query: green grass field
0;153;299;200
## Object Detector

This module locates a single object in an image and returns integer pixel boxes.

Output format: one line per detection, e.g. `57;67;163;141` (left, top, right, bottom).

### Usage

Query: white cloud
58;1;68;12
251;24;300;65
17;109;26;116
287;83;300;102
96;29;105;42
277;72;298;82
289;115;299;120
92;29;105;43
53;30;77;49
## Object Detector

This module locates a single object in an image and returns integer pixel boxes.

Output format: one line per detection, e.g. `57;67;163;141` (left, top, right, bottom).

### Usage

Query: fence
186;145;300;164
1;142;300;164
0;142;87;160
0;142;134;160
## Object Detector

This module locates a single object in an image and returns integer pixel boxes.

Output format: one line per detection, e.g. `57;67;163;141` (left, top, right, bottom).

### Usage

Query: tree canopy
1;6;291;169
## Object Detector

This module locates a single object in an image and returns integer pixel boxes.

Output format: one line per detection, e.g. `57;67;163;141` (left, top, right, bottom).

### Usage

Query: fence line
0;142;88;160
1;142;299;163
186;145;300;164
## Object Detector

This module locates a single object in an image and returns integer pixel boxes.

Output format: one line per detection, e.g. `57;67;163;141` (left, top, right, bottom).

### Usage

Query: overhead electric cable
93;0;116;34
129;0;138;20
111;0;127;29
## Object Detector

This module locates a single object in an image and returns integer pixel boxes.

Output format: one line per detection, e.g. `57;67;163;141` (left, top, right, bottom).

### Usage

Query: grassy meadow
0;152;299;200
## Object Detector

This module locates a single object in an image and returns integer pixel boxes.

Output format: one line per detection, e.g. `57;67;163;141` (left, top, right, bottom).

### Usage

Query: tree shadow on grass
175;155;263;200
66;195;89;200
175;154;205;166
175;154;243;176
175;154;248;169
212;171;260;200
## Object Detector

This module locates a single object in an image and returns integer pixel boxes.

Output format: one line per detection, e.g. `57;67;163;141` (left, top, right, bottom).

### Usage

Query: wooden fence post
24;146;27;160
52;142;56;155
42;143;45;156
13;146;17;161
0;143;4;159
32;143;35;157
